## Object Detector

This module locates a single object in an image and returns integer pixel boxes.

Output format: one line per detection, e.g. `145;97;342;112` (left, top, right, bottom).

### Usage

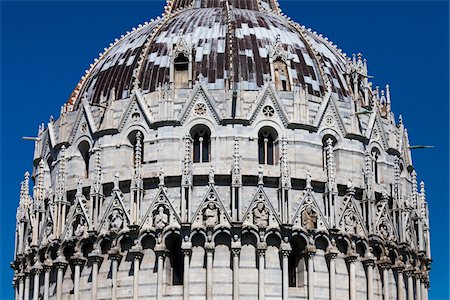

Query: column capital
54;256;68;270
404;267;414;277
154;243;167;256
326;246;338;260
129;245;144;260
108;249;123;261
32;263;43;275
231;248;241;257
345;253;358;264
205;242;216;252
392;261;405;272
88;251;104;264
70;255;86;266
377;256;391;270
362;257;376;268
306;245;316;258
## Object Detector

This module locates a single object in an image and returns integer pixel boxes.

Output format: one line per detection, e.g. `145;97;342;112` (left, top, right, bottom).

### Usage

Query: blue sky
1;1;448;298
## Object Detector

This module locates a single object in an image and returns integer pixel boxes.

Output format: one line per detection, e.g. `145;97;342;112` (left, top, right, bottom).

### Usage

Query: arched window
288;236;307;287
166;234;183;285
78;141;90;178
129;131;144;167
371;148;380;183
273;58;290;91
258;127;278;165
174;53;189;89
191;125;211;163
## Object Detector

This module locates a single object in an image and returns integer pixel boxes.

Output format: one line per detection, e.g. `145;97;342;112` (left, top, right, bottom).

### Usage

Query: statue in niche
42;223;54;244
203;202;219;227
378;222;391;240
74;217;86;237
253;202;269;228
302;206;317;230
343;213;357;233
405;226;412;242
109;209;124;231
154;205;169;230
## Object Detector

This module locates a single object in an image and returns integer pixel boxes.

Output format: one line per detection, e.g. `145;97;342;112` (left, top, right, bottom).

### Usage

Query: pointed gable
366;111;389;150
242;186;281;230
141;188;181;231
62;189;90;240
314;93;347;137
97;185;130;234
117;89;154;132
292;189;329;231
38;203;55;245
248;83;290;127
191;185;231;229
178;82;222;125
337;190;367;236
68;100;97;145
374;200;398;242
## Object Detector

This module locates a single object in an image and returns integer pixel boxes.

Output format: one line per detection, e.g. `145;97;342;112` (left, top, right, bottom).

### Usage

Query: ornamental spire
364;149;373;198
33;160;45;212
91;143;102;194
182;134;192;186
326;138;336;192
280;136;291;189
231;137;241;186
410;170;418;209
393;157;401;206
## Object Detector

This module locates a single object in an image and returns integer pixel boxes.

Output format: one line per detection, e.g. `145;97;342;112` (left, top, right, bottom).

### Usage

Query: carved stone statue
74;217;86;237
154;206;169;229
42;223;54;244
302;206;317;230
253;202;269;228
379;222;391;240
343;213;356;233
204;202;219;227
109;209;124;230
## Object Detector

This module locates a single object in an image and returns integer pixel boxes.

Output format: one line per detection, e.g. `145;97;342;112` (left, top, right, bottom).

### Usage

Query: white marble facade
12;0;431;299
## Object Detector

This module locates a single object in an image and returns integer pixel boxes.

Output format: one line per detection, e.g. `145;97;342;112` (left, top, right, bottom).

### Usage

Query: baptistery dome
12;0;431;300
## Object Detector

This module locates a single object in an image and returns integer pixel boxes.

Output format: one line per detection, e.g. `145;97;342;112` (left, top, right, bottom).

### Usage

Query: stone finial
411;170;418;208
158;167;165;188
208;165;215;185
114;173;120;191
347;179;355;194
306;169;312;191
76;178;83;197
258;166;264;186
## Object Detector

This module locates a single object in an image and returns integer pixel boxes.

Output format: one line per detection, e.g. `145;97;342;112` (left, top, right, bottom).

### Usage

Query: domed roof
71;0;351;108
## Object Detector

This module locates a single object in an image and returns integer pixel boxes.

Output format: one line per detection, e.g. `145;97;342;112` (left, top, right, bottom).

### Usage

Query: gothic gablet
12;0;432;299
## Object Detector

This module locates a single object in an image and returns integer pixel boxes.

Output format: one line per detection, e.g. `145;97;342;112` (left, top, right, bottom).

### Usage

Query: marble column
181;241;192;300
205;242;215;300
363;258;376;300
306;246;316;300
346;254;357;300
155;244;166;300
422;279;429;300
326;247;338;300
280;241;292;300
88;250;103;300
71;253;86;300
378;258;390;300
405;269;414;300
414;272;421;300
393;264;405;300
231;237;241;300
257;242;267;300
18;274;24;300
32;264;42;300
108;248;122;300
24;271;30;300
43;259;53;300
130;246;144;300
54;256;68;300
